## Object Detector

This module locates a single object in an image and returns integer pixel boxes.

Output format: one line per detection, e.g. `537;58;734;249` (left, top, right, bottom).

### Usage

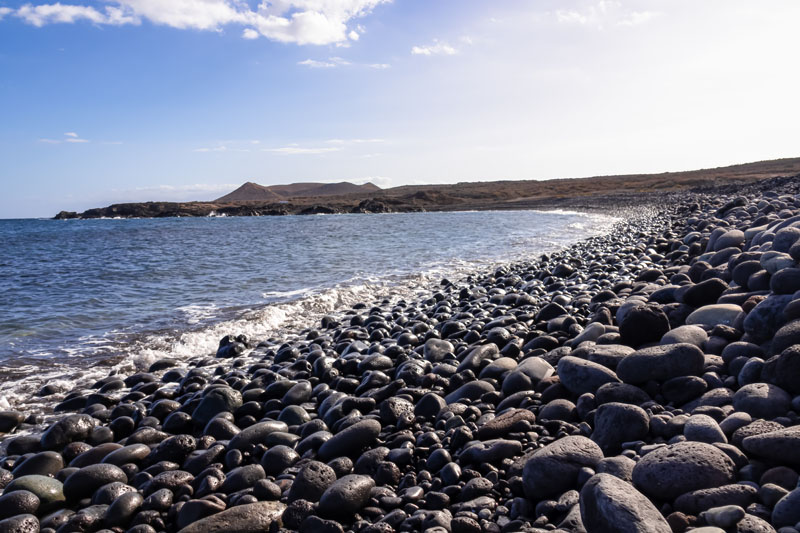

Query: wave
0;210;620;414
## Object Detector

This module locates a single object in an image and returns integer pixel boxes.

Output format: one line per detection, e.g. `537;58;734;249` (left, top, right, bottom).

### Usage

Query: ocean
0;210;617;412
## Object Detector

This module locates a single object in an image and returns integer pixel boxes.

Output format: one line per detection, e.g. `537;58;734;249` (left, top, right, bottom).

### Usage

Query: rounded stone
287;461;337;503
40;414;97;450
260;445;300;476
681;278;730;307
580;473;671;533
63;463;128;502
632;442;736;500
616;343;705;384
732;383;792;419
742;427;800;466
0;514;39;533
102;443;151;466
0;490;40;520
477;409;536;440
228;420;288;451
673;484;758;515
743;295;793;344
619;304;670;347
176;501;286;533
522;435;603;500
317;474;375;518
660;325;708;347
317;419;381;461
770;268;800;294
591;402;649;455
686;304;744;328
11;451;64;478
772;488;800;528
771;319;800;357
104;491;144;528
219;464;265;494
556;356;621;396
762;345;800;394
4;475;65;511
684;414;727;444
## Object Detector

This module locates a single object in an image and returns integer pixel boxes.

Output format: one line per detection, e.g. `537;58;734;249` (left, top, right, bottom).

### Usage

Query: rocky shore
6;173;800;532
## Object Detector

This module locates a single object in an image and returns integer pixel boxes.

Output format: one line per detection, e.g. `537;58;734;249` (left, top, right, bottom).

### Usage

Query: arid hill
55;157;800;219
215;181;380;203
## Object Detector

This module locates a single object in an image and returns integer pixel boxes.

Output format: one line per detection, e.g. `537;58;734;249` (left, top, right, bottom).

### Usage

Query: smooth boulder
632;442;736;500
580;473;671;533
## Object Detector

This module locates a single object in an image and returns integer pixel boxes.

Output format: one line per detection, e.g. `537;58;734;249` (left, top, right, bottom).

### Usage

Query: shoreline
52;158;800;220
0;210;619;416
1;175;800;531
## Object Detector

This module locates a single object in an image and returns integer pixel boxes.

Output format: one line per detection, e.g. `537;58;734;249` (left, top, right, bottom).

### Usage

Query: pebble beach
3;175;800;533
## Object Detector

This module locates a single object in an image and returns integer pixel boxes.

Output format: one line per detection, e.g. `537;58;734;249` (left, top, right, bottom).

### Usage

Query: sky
1;0;799;218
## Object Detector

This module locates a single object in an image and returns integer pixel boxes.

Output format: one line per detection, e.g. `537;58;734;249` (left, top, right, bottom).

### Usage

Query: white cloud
5;0;391;45
39;131;89;143
193;146;228;152
555;1;658;29
16;3;123;26
325;138;384;144
411;40;457;56
299;56;389;69
618;11;659;27
263;145;341;155
0;7;12;20
298;58;340;68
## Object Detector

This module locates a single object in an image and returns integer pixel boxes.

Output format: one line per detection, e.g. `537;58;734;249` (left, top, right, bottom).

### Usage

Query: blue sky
1;0;799;218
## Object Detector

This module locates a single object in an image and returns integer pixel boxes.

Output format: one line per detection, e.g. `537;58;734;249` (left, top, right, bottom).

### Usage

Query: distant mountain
215;181;380;203
55;157;800;219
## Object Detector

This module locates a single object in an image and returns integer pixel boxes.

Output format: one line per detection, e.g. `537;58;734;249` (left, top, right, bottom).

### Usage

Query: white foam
0;209;622;414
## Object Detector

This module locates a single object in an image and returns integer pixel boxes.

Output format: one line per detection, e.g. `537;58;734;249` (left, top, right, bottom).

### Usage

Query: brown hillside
215;181;380;202
214;182;284;203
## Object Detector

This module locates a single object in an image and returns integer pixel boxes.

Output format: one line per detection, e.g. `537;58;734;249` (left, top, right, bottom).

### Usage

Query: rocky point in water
5;173;800;533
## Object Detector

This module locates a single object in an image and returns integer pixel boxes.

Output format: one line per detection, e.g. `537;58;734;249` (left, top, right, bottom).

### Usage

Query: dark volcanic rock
176;501;285;533
556;356;621;395
317;474;375;518
591;402;649;454
477;408;536;440
732;383;792;419
287;461;337;503
317;419;381;461
63;463;128;502
742;427;800;466
522;435;603;500
616;343;705;384
580;473;671;533
632;442;736;500
619;304;670;347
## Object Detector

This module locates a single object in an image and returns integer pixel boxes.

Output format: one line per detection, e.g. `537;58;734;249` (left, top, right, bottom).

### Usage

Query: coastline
52;158;800;220
1;175;800;531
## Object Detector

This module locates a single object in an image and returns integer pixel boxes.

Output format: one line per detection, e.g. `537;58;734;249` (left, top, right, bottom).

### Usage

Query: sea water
0;210;617;411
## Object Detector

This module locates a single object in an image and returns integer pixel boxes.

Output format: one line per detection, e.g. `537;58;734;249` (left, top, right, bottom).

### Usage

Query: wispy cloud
325;138;385;145
298;56;389;69
3;0;392;46
411;39;458;56
39;131;90;144
555;1;659;29
262;145;342;155
298;57;351;69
